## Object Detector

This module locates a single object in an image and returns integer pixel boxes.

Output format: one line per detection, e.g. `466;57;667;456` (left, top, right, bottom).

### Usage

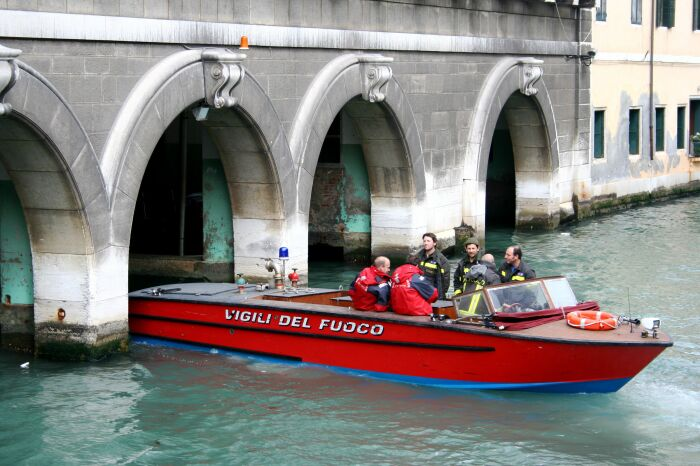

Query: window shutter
594;111;605;158
656;109;665;152
667;0;675;27
677;107;685;150
631;0;642;25
656;0;664;26
629;110;639;155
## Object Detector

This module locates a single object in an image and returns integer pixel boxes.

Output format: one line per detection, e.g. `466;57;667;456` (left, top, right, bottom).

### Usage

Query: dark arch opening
130;113;203;256
308;108;371;263
486;112;516;228
128;110;239;287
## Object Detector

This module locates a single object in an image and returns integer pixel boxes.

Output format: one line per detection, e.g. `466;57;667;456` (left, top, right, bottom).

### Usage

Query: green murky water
2;197;700;465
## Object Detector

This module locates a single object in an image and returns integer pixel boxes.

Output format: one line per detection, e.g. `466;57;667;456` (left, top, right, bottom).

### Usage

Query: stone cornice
0;10;586;56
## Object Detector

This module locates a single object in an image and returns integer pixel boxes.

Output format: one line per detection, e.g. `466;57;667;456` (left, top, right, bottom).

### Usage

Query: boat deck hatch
140;283;239;296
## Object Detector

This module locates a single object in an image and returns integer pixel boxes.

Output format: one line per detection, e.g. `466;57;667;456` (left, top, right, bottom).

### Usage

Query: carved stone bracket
519;63;543;97
202;49;247;109
0;45;21;116
359;55;394;103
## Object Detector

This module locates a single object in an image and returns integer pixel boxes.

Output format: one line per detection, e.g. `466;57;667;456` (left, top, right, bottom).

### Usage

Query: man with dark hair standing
417;232;450;300
348;256;392;312
498;245;536;283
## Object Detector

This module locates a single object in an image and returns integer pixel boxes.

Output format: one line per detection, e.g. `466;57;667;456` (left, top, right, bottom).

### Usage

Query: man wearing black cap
453;238;497;297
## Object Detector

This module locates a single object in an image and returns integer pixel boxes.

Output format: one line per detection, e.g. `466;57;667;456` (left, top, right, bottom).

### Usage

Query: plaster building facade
589;0;700;211
0;0;599;358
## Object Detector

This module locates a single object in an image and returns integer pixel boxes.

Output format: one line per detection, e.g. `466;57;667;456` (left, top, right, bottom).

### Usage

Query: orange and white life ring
566;310;618;331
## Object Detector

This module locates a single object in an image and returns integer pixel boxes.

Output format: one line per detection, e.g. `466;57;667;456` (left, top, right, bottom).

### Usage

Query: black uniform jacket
497;260;536;283
417;249;450;299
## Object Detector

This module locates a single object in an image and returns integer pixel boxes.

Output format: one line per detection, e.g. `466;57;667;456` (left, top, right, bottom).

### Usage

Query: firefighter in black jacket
453;237;482;297
498;245;536;282
417;232;450;300
454;238;502;297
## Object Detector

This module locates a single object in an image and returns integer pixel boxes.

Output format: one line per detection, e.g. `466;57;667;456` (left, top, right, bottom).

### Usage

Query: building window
596;0;607;21
694;0;700;30
632;0;643;25
656;0;675;28
656;107;665;152
677;106;686;149
594;110;605;158
629;109;640;155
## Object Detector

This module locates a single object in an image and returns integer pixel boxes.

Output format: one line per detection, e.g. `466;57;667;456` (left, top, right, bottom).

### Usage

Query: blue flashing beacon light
279;247;289;259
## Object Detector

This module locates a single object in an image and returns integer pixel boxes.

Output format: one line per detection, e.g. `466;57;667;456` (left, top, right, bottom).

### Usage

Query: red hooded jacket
348;266;392;312
390;264;438;316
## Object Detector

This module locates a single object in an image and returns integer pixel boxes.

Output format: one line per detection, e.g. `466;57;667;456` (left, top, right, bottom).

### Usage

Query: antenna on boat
626;287;633;333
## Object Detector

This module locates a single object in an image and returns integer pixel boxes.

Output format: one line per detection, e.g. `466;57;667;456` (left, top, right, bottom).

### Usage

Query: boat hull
129;296;670;393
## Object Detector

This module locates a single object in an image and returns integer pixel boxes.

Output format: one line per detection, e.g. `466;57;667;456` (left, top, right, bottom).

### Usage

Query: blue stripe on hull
333;367;632;393
131;336;631;394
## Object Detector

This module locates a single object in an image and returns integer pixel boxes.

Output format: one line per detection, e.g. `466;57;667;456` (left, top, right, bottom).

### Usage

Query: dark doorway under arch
130;114;203;256
486;113;516;229
308;109;372;263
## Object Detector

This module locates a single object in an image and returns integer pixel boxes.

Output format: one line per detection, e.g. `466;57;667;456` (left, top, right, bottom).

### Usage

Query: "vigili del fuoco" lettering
224;309;384;336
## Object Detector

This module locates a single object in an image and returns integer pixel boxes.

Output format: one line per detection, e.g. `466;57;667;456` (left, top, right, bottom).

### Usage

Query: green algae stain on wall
202;159;234;263
340;144;370;233
0;181;33;304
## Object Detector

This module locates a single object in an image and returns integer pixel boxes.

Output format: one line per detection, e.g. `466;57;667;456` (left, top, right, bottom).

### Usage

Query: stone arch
1;46;118;357
290;53;426;259
102;49;294;279
462;57;561;236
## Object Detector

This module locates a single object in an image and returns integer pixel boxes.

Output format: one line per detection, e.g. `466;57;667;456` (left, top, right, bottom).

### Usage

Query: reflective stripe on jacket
417;249;450;299
497;261;536;283
454;260;500;296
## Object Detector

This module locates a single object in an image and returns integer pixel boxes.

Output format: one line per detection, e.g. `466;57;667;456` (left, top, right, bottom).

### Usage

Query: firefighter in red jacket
390;255;438;316
348;256;392;311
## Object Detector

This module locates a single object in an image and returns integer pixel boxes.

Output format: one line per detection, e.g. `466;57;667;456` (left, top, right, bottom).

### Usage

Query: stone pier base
0;304;34;353
34;320;129;361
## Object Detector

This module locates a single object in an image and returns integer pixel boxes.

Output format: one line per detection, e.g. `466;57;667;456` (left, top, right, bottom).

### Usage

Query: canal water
2;197;700;465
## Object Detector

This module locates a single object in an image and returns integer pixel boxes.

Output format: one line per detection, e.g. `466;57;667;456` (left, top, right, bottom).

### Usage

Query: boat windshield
488;281;550;313
542;277;578;308
453;277;579;317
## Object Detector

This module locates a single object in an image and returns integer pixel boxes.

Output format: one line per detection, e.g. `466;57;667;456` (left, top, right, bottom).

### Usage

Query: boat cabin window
454;290;490;318
453;277;579;318
487;281;550;313
542;278;578;308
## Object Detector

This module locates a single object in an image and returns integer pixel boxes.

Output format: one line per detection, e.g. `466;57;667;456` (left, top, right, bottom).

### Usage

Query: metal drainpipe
179;116;188;257
574;6;581;123
649;0;655;161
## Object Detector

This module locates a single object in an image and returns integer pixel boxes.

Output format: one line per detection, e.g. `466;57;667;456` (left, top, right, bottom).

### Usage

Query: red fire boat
128;276;672;393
